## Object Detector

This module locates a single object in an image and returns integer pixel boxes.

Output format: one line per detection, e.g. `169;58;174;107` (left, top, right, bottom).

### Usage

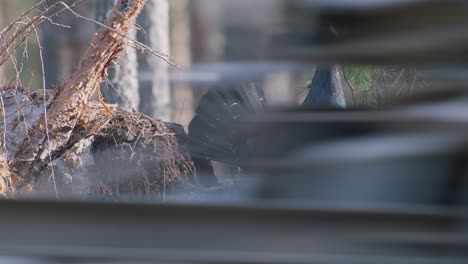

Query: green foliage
343;65;378;92
342;65;379;106
342;65;422;107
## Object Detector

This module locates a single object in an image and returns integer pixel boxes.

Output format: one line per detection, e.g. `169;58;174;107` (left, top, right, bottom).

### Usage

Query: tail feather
188;82;266;164
187;66;345;184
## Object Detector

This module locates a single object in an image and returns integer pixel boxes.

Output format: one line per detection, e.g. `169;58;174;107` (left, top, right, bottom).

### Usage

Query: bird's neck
303;65;346;108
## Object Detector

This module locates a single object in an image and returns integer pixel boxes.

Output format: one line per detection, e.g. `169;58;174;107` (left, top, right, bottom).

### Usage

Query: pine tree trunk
98;0;140;111
41;0;95;89
189;0;224;108
138;0;171;121
170;0;194;128
262;71;295;107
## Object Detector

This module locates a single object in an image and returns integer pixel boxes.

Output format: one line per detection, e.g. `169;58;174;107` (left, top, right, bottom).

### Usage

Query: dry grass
78;100;196;199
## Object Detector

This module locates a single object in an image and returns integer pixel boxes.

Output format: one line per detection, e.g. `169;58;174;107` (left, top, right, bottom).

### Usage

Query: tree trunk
189;0;224;107
97;0;140;111
262;71;295;107
40;0;96;89
138;0;171;121
0;1;11;86
170;0;194;129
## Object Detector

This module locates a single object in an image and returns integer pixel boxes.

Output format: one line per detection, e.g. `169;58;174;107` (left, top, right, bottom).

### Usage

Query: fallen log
0;0;200;198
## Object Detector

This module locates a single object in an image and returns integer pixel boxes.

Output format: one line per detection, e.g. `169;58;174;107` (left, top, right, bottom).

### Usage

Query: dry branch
12;0;149;192
0;0;86;68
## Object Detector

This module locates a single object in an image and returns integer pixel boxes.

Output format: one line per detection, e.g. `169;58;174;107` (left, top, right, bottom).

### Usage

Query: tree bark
98;0;140;111
150;0;171;121
170;0;194;129
190;0;224;107
12;0;148;192
0;1;5;85
107;27;140;110
138;0;171;121
262;71;295;107
41;0;96;89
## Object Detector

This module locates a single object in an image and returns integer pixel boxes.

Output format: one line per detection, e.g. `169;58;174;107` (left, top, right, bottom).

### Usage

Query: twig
409;74;418;95
343;73;357;105
33;23;59;199
178;96;186;124
55;1;181;70
0;1;85;67
105;77;137;112
391;68;406;89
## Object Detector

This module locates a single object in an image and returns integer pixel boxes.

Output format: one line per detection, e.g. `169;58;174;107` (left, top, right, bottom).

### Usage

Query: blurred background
1;0;468;263
0;0;434;128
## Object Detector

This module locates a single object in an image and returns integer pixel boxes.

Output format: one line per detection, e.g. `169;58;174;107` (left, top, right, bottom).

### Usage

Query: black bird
187;65;345;185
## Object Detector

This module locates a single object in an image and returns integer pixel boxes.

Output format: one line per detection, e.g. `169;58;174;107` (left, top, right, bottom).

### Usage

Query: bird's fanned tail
188;82;267;171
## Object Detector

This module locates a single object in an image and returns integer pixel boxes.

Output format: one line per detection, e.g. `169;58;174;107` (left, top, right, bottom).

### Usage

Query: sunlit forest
0;0;430;128
1;1;468;262
0;0;450;200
